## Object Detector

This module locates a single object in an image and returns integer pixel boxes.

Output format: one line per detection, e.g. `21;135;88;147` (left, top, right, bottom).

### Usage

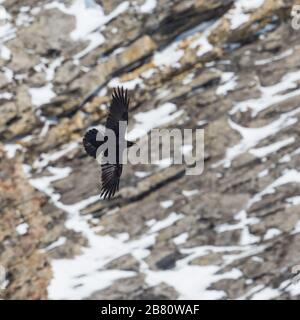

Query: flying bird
83;87;135;199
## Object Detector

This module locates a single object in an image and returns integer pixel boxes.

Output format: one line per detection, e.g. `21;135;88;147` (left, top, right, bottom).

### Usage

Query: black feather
83;87;131;200
100;163;122;200
82;128;106;158
105;87;129;136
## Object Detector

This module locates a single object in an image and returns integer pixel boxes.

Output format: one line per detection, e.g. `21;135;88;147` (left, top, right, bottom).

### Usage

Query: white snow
38;115;57;137
251;286;279;300
22;162;157;299
0;3;9;20
46;0;98;39
26;166;132;299
127;102;184;140
249;169;300;207
237;284;264;299
189;21;217;57
227;0;265;30
254;49;293;66
16;9;34;27
279;154;291;163
74;33;105;59
20;6;30;13
154;157;173;169
216;72;237;95
153;42;184;69
182;189;199;197
43;237;67;252
9;0;297;300
16;223;29;236
140;0;157;14
173;232;188;245
23;155;266;300
0;44;10;60
34;57;64;82
3;143;23;158
0;23;15;42
141;68;156;79
160;200;174;209
230;70;300;116
257;169;269;178
286;196;300;206
214;107;300;168
33;142;79;170
153;20;216;69
30;7;41;15
29;84;56;107
0;92;12;100
146;264;242;300
3;67;13;82
249;137;295;158
286;281;300;297
46;0;129;59
0;4;16;43
134;171;150;178
263;228;281;240
182;73;194;85
196;37;213;57
197;120;208;127
111;27;118;34
216;210;260;246
149;212;183;233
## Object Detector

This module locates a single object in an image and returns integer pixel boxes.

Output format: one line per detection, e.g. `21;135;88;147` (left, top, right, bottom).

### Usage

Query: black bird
83;87;135;199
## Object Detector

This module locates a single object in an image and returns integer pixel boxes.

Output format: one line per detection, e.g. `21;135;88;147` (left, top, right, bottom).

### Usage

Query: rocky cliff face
1;0;300;299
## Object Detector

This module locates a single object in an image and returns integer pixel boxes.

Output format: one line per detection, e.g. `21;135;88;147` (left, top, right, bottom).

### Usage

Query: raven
83;87;135;199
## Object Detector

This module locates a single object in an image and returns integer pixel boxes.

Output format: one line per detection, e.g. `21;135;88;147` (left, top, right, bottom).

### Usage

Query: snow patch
154;42;184;69
16;223;29;236
149;212;183;233
173;232;188;245
263;228;281;240
127;103;184;140
3;143;23;158
249;137;295;158
214;107;300;168
182;189;199;197
29;84;56;107
254;49;293;66
46;0;129;59
216;72;237;95
251;286;279;300
249;169;300;208
230;70;300;116
140;0;157;13
160;200;174;209
227;0;265;30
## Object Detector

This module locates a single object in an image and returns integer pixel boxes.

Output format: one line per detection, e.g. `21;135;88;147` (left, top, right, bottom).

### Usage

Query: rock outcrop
1;0;300;300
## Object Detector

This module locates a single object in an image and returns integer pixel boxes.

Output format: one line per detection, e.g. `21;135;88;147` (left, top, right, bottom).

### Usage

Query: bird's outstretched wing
100;163;122;199
100;87;129;199
105;86;129;137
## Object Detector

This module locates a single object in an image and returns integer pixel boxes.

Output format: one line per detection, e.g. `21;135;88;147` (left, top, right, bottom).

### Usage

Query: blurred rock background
1;0;300;299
